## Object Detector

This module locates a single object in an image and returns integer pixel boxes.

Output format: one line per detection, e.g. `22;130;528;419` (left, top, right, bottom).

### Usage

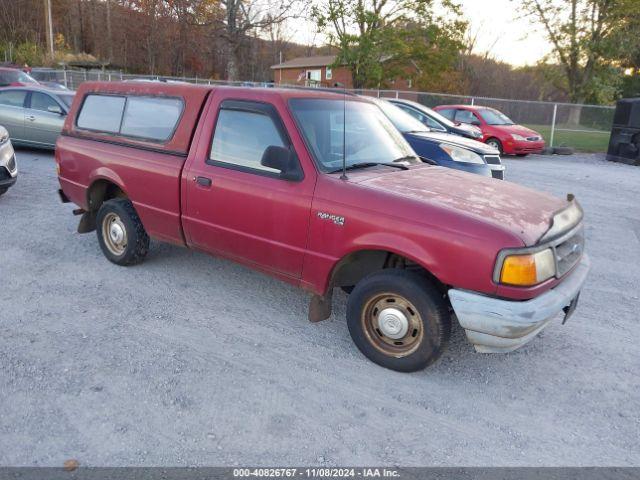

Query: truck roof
65;81;363;155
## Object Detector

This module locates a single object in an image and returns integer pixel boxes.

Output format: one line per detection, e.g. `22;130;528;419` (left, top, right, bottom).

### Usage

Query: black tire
346;270;451;372
485;137;503;155
553;146;574;155
96;198;149;266
0;187;7;197
516;153;528;157
340;286;354;294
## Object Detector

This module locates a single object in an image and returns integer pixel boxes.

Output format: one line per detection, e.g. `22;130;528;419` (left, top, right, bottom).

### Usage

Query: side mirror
261;145;303;181
47;105;64;115
471;119;481;126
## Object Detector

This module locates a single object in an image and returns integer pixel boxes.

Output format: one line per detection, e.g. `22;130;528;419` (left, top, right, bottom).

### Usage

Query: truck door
182;96;315;280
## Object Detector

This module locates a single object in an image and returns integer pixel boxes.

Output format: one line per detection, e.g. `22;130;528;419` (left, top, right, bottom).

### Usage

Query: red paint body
0;67;40;87
434;104;546;155
57;82;570;302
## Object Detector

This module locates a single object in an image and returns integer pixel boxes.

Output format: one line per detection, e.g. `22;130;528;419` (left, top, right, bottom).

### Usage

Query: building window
326;67;332;80
306;69;321;82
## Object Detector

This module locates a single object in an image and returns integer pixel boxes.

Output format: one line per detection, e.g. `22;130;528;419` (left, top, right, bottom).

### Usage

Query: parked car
0;67;40;87
370;97;504;179
388;98;483;140
0;86;75;149
0;125;18;196
57;82;590;372
434;104;546;156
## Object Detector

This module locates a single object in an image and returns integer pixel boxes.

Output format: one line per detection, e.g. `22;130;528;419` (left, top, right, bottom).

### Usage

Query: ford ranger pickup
56;82;590;372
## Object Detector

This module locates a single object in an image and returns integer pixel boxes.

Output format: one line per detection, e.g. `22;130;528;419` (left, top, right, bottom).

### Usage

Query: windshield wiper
329;162;409;173
419;156;437;165
392;155;419;163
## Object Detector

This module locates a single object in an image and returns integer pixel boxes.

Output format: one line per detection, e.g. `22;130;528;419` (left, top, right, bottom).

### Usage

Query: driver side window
210;108;285;174
30;92;60;113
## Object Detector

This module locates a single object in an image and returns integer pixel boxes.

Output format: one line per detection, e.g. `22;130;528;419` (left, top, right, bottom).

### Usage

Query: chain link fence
361;89;614;153
40;69;615;152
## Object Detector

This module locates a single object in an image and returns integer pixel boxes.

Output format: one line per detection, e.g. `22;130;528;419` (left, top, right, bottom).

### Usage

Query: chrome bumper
449;254;590;353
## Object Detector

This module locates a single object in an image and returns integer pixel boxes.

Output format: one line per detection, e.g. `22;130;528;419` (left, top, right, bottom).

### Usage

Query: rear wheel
516;153;528;157
96;198;149;266
0;187;7;197
346;270;450;372
485;137;503;154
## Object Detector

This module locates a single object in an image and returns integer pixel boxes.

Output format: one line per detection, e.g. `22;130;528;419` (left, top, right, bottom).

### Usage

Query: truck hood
406;131;498;154
353;166;566;246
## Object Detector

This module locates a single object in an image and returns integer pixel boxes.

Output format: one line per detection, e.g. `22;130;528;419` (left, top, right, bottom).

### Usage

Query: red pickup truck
57;82;590;372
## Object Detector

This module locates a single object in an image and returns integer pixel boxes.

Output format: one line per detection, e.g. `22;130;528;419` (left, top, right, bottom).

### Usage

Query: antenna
337;82;347;180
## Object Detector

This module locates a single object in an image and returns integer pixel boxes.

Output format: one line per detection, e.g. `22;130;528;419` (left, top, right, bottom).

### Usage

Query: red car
0;67;40;87
56;81;589;372
434;104;545;156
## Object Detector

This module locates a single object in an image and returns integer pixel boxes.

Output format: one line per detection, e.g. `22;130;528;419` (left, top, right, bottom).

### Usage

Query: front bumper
507;140;545;154
449;254;590;353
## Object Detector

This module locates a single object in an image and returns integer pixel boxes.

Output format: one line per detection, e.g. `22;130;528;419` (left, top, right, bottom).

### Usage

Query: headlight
439;144;485;164
539;199;583;242
512;134;526;141
472;130;483;138
497;248;556;286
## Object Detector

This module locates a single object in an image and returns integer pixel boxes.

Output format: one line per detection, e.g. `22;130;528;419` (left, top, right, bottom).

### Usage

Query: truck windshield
289;98;418;173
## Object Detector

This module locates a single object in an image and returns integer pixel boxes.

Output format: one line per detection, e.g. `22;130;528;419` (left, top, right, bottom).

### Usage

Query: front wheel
0;187;7;197
346;270;451;372
485;138;503;155
96;198;149;266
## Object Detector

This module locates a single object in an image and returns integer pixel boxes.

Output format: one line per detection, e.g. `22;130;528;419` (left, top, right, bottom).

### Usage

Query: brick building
270;55;419;90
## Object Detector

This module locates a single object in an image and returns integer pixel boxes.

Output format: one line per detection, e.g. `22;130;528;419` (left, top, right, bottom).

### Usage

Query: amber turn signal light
499;249;555;287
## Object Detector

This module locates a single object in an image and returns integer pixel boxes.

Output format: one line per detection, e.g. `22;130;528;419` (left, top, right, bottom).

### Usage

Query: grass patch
524;124;611;153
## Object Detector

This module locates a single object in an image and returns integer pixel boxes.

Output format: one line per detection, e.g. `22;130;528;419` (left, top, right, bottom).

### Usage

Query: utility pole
44;0;55;59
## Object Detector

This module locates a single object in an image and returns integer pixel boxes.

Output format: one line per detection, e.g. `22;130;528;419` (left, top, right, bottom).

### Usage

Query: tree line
1;0;639;104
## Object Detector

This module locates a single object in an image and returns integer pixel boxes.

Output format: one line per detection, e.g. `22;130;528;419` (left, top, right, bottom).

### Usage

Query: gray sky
289;0;553;67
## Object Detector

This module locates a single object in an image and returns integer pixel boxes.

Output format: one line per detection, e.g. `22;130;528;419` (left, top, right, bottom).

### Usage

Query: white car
0;125;17;197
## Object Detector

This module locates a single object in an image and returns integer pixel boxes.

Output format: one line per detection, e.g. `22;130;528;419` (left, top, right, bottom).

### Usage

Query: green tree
519;0;640;107
312;0;466;89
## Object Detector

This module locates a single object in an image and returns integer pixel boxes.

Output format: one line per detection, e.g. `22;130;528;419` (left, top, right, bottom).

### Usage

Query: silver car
0;86;75;149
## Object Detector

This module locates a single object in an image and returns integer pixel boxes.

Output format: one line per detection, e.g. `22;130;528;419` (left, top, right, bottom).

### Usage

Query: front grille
491;170;504;180
484;154;502;165
6;154;16;173
527;136;541;141
554;227;584;277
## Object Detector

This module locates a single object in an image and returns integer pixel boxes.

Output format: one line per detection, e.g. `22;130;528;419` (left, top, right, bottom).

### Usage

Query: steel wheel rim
102;212;128;256
361;292;423;358
487;140;500;150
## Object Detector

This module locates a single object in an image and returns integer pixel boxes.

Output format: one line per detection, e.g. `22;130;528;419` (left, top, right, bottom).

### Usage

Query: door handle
194;176;212;187
26;115;36;121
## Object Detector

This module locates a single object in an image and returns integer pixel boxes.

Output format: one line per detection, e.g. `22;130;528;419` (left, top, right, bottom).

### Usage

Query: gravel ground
0;149;639;467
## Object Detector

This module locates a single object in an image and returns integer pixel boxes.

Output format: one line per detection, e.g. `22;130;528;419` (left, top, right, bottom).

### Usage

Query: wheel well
77;180;127;234
329;250;445;294
87;179;127;212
